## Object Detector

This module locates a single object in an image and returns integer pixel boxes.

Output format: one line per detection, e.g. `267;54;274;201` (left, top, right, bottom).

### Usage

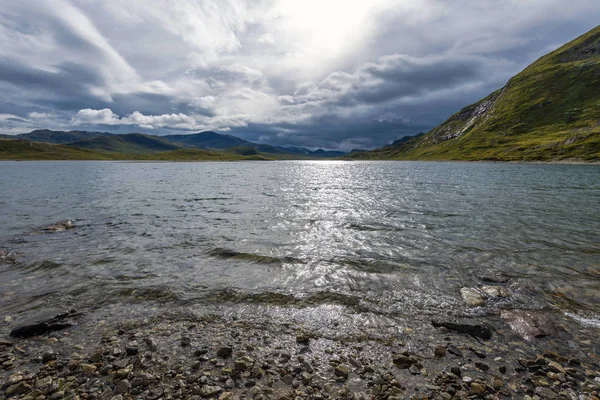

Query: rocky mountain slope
350;25;600;161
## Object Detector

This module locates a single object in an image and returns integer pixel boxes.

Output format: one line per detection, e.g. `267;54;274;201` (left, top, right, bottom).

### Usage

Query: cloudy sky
1;0;599;150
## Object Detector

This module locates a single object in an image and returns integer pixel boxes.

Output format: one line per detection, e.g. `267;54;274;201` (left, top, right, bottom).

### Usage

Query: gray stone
480;285;509;298
125;342;138;356
534;387;565;400
392;354;416;369
234;359;250;371
296;333;310;345
434;345;446;358
6;381;32;397
144;337;158;351
217;347;232;358
201;385;223;397
334;364;349;380
114;379;130;395
81;363;97;376
460;287;485;306
470;382;486;396
42;350;57;363
298;371;311;386
131;377;145;387
302;361;314;373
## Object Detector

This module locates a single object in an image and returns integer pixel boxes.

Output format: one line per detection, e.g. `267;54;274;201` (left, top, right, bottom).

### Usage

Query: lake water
1;160;599;338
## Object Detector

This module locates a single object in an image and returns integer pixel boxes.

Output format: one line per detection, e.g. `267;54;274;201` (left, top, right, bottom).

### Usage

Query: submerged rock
393;354;418;369
0;249;16;263
217;346;233;358
501;309;557;341
460;287;485;306
296;333;311;345
477;271;511;284
10;310;80;338
11;321;72;338
334;364;349;380
534;386;565;400
431;320;493;340
480;285;510;298
434;345;446;358
41;219;74;232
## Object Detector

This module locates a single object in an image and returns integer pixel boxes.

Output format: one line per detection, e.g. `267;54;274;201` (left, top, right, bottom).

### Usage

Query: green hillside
0;139;119;160
0;139;271;161
349;25;600;162
1;129;109;144
67;133;180;153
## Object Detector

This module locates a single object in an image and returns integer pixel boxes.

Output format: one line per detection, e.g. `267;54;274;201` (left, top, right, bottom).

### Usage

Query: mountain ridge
1;129;346;159
348;25;600;162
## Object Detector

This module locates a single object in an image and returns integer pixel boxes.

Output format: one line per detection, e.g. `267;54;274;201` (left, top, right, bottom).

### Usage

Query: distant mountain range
348;25;600;162
0;129;346;159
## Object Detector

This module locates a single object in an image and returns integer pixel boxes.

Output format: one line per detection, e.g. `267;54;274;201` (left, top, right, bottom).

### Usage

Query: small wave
184;197;232;202
204;289;361;308
114;274;158;281
208;248;304;264
346;223;404;232
335;258;417;274
21;260;63;271
564;311;600;328
114;287;180;303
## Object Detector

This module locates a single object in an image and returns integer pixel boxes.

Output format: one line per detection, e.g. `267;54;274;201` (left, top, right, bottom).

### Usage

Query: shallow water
1;160;599;337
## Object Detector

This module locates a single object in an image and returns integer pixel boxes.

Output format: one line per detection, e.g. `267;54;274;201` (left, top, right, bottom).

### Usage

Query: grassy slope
66;133;181;153
350;25;600;162
15;129;109;144
0;139;272;161
164;131;251;149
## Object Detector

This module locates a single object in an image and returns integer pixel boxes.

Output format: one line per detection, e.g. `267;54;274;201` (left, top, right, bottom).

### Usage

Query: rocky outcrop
558;31;600;62
426;90;501;144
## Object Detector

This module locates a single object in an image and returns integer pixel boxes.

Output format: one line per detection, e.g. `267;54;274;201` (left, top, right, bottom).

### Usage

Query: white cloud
72;108;120;125
121;111;196;129
72;109;199;130
28;112;52;119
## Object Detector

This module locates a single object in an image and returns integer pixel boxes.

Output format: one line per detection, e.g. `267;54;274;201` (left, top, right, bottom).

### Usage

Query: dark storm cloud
229;92;489;151
109;93;215;118
1;0;599;147
293;54;497;108
0;59;102;95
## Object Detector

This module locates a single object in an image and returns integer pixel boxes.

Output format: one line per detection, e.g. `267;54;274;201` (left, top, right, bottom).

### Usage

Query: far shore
1;158;599;164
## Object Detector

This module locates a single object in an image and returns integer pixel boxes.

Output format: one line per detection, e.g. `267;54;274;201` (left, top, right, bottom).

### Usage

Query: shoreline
1;308;599;399
1;158;600;165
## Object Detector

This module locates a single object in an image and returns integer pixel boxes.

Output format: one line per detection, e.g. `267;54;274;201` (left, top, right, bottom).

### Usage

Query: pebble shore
2;311;599;400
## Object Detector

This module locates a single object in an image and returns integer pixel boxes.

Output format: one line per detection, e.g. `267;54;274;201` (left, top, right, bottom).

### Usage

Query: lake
1;160;600;339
